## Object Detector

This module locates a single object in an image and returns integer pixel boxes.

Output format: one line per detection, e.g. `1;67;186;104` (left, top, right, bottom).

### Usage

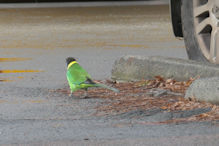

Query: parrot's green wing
67;63;91;85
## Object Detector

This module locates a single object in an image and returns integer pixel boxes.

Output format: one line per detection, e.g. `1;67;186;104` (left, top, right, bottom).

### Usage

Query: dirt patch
55;76;219;124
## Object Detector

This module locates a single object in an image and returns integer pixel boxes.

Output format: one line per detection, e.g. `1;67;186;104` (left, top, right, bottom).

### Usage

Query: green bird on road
66;57;119;98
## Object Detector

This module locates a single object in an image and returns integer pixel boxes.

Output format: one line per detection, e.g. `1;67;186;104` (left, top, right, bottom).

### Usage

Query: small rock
167;91;183;97
147;88;183;97
147;88;168;97
185;77;219;104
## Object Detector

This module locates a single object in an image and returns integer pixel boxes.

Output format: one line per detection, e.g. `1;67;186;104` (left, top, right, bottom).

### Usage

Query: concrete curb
111;56;219;81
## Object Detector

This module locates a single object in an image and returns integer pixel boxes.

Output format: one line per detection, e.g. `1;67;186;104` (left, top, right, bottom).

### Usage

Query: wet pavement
0;2;218;145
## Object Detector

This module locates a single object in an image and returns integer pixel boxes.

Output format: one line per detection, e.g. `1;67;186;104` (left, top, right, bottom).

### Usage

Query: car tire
181;0;208;63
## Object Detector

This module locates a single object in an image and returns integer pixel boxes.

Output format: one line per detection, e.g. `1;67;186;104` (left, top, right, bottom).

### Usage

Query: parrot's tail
95;83;120;93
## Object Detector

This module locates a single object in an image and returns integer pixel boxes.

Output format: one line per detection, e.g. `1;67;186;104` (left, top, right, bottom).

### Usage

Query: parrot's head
66;57;76;66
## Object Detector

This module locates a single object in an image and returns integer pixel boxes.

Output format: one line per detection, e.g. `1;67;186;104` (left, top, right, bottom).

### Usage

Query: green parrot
66;57;119;97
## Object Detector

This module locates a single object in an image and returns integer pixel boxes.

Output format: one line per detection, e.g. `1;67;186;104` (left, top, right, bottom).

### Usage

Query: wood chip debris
56;76;219;123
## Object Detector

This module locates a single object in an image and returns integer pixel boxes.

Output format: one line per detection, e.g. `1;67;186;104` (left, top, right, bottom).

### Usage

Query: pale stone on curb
185;77;219;104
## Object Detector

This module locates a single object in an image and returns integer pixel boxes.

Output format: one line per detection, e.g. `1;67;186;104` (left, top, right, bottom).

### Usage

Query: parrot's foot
68;92;73;97
79;92;88;99
68;91;88;99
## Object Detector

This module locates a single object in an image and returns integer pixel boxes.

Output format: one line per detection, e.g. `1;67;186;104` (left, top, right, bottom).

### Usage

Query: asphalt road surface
0;1;218;145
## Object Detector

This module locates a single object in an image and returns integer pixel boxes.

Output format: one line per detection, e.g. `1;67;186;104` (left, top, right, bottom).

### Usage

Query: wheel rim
193;0;219;63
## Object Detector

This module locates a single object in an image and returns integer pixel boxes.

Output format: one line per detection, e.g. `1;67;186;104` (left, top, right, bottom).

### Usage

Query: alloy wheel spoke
196;17;211;34
194;4;209;17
